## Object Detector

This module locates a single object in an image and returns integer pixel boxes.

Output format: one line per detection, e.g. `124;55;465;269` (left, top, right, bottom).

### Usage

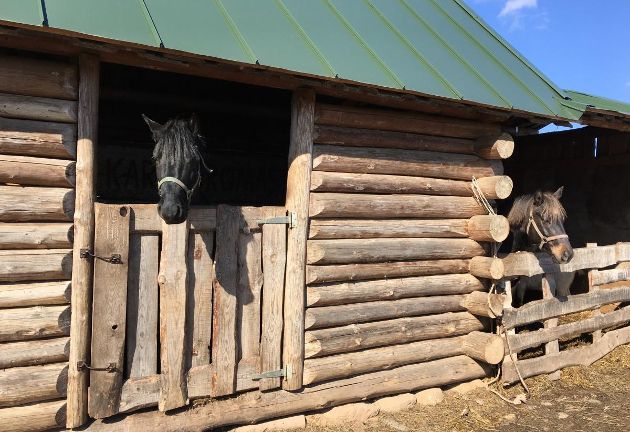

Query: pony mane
507;191;567;229
152;115;205;166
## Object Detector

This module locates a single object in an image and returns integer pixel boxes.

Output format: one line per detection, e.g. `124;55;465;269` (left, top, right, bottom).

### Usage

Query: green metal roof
0;0;589;120
564;90;630;117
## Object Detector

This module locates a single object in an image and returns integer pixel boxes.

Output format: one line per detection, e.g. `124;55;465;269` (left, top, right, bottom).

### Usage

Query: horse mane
152;115;205;166
507;191;567;229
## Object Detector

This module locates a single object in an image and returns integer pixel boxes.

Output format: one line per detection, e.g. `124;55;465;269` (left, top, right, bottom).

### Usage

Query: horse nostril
562;250;571;262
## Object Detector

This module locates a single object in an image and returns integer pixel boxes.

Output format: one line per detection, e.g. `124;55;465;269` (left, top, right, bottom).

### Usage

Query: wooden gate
86;203;286;418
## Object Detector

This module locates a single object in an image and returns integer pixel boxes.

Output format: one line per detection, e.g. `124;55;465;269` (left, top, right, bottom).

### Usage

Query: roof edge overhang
0;19;597;130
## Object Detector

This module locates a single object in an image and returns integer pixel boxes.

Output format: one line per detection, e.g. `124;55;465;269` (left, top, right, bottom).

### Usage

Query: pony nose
561;249;573;263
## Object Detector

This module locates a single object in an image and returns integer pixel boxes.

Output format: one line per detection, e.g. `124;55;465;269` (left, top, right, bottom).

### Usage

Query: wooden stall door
87;204;287;419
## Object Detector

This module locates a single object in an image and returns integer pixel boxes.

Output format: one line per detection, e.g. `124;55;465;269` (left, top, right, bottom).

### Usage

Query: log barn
0;1;629;431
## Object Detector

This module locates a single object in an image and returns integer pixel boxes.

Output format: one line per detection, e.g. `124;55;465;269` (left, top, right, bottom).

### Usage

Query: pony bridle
526;209;568;250
158;170;201;203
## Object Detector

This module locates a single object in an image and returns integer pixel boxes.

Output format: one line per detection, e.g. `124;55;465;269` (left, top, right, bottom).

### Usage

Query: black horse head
143;114;208;224
508;186;574;264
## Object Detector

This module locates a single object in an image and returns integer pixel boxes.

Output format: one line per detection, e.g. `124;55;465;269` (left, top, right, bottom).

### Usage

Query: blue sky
466;0;630;105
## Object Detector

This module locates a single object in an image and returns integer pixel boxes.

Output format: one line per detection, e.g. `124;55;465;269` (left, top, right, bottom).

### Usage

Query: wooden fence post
283;88;316;390
66;54;99;428
541;275;561;381
586;243;602;342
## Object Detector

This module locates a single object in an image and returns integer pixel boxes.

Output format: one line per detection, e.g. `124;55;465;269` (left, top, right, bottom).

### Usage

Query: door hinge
251;364;292;381
77;361;118;373
80;248;123;264
256;212;297;229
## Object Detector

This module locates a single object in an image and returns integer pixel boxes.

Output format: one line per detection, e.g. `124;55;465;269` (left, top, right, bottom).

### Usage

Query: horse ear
553;186;564;200
189;113;201;136
533;190;544;206
142;114;164;139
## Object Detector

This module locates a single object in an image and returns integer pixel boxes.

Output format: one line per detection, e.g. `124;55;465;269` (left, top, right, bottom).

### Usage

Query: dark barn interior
96;62;292;206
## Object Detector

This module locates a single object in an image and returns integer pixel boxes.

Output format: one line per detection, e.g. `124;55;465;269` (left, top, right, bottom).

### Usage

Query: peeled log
307;274;484;307
306;260;470;284
305;312;486;358
0;155;76;187
313;125;476;153
0;305;70;342
0;55;78;100
0;281;71;308
0;186;75;222
0;399;67;432
461;291;504;318
0;93;77;123
307;238;485;265
461;331;504;364
467;215;509;242
308;219;469;240
314;103;501;139
0;117;76;159
0;223;73;249
310;193;487;219
469;256;504;280
0;249;73;282
473;134;514;159
305;295;467;329
303;337;466;385
0;363;68;407
310;171;510;199
313;145;503;181
0;337;70;368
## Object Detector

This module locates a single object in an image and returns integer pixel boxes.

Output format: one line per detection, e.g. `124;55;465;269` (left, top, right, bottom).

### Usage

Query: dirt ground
300;343;630;432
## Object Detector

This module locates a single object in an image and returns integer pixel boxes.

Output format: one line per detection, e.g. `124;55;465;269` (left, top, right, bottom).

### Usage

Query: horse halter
157;170;201;203
526;209;568;250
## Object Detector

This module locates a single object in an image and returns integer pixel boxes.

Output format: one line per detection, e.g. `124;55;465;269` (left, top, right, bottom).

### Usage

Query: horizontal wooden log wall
501;243;630;384
0;54;78;431
304;103;512;385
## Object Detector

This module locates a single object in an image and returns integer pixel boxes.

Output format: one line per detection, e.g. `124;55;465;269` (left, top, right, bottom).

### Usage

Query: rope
471;176;530;399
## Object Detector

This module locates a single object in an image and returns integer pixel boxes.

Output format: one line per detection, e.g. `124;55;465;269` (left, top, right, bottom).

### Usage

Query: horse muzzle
158;201;188;225
550;243;574;264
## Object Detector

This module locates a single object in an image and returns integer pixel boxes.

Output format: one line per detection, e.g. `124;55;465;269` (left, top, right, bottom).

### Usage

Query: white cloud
499;0;538;18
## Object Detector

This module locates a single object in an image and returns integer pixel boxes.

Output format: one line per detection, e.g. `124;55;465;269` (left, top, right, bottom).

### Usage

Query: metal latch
252;364;293;381
77;361;118;373
80;248;123;264
256;212;297;229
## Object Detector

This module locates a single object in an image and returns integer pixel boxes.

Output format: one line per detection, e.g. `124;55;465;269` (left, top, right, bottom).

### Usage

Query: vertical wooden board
126;234;159;378
186;231;215;368
212;205;240;397
260;207;287;391
237;207;264;362
541;275;561;381
587;244;602;343
88;204;130;419
284;89;316;390
158;221;190;411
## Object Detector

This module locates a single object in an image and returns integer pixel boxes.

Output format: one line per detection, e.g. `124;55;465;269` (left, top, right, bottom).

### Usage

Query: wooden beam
0;117;76;159
0;305;70;342
0;337;69;369
590;268;630;286
0;92;77;123
308;218;470;240
66;53;98;430
158;221;190;411
0;154;75;187
0;249;72;282
0;222;73;249
283;89;316;391
313;145;503;181
473;133;514;159
307;274;483;307
0;54;77;100
0;399;67;432
259;207;287;391
306;259;470;285
307;238;485;265
88;204;130;419
502;286;630;329
0;363;68;407
87;356;489;432
314;104;501;139
130;205;216;233
0;186;75;222
461;291;504;318
0;281;70;308
469;256;505;280
212;205;240;396
467;215;509;242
